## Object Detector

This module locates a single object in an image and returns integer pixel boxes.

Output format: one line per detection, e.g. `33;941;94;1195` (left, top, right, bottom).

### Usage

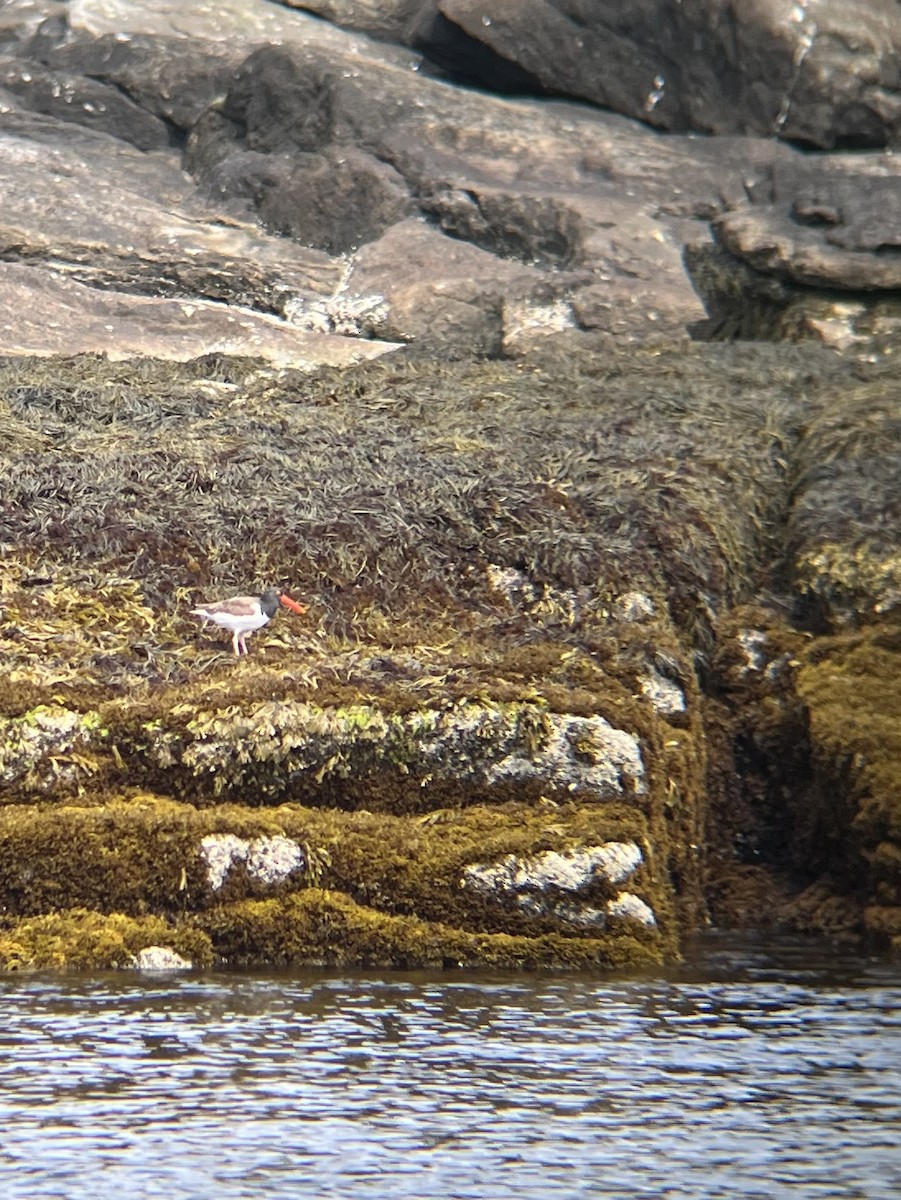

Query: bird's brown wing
194;595;259;617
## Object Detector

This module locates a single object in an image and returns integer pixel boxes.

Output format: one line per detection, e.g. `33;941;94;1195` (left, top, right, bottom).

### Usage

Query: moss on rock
200;888;663;971
0;793;669;942
0;908;212;971
796;625;901;946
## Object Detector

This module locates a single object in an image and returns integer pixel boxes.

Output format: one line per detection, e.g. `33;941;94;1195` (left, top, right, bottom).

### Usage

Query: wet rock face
694;167;901;344
409;0;901;149
0;0;781;361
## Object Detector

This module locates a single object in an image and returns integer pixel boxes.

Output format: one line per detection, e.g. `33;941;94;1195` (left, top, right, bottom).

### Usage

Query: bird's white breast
199;608;270;634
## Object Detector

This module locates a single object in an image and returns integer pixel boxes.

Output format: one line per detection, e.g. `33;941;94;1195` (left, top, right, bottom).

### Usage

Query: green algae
796;625;901;945
200;889;664;971
0;793;665;931
0;908;212;971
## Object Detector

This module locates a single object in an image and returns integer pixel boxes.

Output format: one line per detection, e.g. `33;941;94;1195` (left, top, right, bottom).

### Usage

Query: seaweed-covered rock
0;909;212;971
0;793;673;966
788;379;901;628
145;700;646;807
796;630;901;949
0;335;896;965
0;0;898;970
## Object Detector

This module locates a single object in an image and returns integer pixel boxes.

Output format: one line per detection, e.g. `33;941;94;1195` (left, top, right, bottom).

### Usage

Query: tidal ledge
0;341;898;970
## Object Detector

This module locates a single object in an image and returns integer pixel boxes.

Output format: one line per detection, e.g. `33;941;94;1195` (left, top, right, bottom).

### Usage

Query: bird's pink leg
232;631;242;656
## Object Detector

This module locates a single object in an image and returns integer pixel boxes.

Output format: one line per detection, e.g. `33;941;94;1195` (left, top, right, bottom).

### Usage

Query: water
0;934;899;1200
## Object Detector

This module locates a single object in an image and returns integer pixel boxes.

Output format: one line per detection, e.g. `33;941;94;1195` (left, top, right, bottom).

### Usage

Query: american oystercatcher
191;588;307;656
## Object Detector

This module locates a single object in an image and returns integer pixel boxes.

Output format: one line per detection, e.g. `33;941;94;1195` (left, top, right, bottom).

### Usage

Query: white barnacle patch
638;666;686;715
200;833;305;891
462;842;646;929
607;892;657;926
200;833;249;891
463;842;643;895
503;298;575;348
485;564;537;607
0;705;101;791
737;628;769;674
486;714;646;797
612;591;655;622
130;946;193;971
245;836;306;885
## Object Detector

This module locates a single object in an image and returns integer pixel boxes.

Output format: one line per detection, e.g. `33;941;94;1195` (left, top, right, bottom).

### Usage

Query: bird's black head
259;588;282;617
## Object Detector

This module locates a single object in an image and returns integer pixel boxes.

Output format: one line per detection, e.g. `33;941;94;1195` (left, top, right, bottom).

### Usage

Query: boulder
685;156;901;349
408;0;901;148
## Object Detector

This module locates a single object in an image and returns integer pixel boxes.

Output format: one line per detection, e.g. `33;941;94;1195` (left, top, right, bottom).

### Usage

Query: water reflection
0;935;898;1199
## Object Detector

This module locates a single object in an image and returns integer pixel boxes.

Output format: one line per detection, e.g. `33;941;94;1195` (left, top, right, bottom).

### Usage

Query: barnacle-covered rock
200;833;307;890
461;842;655;930
131;945;194;971
143;700;646;808
0;706;103;795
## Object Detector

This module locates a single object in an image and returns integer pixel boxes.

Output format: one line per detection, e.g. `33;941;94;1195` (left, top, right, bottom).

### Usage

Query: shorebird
191;587;307;656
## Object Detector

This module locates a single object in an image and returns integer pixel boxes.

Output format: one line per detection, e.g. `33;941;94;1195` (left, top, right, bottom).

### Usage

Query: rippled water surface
1;935;899;1199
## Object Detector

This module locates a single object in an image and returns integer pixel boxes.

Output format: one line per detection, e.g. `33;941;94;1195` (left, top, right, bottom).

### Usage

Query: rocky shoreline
0;0;898;969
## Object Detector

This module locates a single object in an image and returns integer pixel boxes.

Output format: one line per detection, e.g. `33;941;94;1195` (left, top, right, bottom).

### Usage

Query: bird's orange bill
279;594;308;615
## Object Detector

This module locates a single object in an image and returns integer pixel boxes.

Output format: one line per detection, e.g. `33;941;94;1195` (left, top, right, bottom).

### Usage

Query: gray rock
0;55;171;149
1;0;807;362
410;0;901;149
638;667;687;717
279;0;427;42
38;32;246;130
715;174;901;291
607;892;657;927
0;0;890;365
685;153;901;344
